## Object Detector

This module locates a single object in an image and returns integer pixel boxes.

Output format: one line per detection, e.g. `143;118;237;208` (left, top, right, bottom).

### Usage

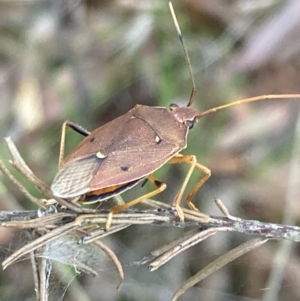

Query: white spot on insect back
96;151;106;159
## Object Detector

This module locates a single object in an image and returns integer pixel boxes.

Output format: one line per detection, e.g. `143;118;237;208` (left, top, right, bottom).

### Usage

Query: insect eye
169;103;179;111
186;120;194;129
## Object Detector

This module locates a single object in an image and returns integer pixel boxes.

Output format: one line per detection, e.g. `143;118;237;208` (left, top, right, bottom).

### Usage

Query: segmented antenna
169;2;196;107
197;94;300;118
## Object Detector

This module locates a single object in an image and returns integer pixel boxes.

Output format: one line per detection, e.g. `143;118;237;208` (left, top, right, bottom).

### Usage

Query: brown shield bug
51;2;300;227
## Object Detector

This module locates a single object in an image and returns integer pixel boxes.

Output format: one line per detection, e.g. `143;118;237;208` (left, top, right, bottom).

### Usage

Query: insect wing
51;110;135;198
51;154;101;198
65;110;134;161
51;105;186;198
89;116;179;190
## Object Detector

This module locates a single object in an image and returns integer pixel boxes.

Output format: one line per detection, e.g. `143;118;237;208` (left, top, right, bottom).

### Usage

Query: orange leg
168;154;211;212
105;175;167;229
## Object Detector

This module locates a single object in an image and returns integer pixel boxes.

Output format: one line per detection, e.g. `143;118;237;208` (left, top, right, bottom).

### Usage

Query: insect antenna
169;2;196;107
197;94;300;118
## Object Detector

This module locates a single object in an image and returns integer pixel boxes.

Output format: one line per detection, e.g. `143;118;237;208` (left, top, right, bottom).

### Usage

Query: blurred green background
0;0;300;301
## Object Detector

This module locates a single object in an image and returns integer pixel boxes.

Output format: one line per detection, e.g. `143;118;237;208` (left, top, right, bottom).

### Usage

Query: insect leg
168;154;196;210
186;163;211;210
58;120;91;169
168;154;211;211
105;175;167;229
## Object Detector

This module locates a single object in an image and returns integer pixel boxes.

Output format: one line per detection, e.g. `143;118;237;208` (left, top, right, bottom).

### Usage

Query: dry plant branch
1;138;300;301
4;137;95;213
171;237;268;301
30;251;40;301
2;206;300;242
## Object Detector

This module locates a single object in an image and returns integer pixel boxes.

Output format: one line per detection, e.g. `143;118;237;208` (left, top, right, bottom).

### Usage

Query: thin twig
5;137;95;213
1;212;75;229
91;239;124;290
0;159;46;209
80;224;131;244
171;238;268;301
2;221;80;269
30;249;40;301
1;207;300;242
149;228;221;271
76;229;124;289
39;245;51;301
